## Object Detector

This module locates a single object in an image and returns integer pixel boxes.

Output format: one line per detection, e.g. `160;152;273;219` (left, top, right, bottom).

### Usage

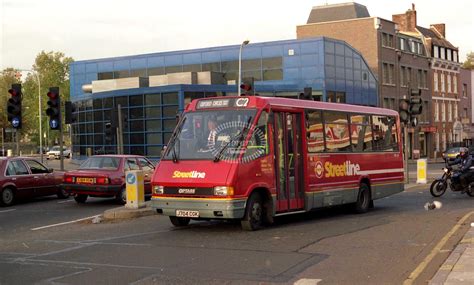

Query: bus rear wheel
169;216;190;227
241;193;263;231
354;183;371;213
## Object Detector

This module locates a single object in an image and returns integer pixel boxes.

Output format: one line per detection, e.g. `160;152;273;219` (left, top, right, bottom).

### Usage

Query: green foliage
462;52;474;69
1;51;74;146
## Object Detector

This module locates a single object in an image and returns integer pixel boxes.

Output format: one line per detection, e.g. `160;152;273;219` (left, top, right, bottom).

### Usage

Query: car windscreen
79;157;121;170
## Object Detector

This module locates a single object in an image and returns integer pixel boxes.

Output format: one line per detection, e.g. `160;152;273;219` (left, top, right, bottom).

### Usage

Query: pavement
100;161;473;284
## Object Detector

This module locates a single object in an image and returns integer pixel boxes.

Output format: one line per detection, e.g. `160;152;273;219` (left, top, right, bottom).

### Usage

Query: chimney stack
431;24;446;38
392;4;417;32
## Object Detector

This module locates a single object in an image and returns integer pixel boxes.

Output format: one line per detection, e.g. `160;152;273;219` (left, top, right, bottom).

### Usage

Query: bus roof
187;96;399;117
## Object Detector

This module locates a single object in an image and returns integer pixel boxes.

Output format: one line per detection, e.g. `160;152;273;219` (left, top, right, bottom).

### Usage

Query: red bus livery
151;96;404;230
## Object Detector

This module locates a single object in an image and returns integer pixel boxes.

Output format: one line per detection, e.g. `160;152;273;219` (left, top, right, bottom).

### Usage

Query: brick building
460;68;473;144
296;2;432;158
393;4;462;156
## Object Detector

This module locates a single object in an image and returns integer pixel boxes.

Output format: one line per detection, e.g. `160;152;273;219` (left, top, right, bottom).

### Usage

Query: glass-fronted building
69;37;378;160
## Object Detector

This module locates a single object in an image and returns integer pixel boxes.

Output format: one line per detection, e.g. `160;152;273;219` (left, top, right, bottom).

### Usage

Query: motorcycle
430;162;474;197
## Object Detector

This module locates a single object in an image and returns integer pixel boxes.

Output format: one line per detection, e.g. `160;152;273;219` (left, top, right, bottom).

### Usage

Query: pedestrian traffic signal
7;84;22;129
409;89;422;116
64;101;77;124
46;87;61;130
399;98;410;124
240;77;254;95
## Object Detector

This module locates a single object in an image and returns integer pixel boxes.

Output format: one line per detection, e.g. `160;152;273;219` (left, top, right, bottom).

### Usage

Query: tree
462;52;474;69
23;51;74;146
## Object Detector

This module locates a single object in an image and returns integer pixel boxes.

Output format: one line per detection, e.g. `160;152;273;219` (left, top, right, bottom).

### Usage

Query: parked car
46;146;71;160
62;155;155;204
0;157;67;206
442;147;469;162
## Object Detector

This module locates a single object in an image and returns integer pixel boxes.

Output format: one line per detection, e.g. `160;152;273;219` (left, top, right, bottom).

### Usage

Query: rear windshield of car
79;157;121;170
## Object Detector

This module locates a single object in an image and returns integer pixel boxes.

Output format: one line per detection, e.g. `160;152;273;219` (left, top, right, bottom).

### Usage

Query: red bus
151;96;404;230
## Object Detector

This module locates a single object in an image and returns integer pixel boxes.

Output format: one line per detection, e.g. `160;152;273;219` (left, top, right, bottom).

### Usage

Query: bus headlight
153;185;164;195
214;186;234;196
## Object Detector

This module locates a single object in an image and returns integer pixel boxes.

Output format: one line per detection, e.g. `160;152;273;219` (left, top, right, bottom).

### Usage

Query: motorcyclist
449;148;474;189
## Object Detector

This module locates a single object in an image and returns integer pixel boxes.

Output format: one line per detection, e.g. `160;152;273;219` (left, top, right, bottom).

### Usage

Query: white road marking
31;215;101;231
0;209;16;213
57;199;74;204
294;279;322;285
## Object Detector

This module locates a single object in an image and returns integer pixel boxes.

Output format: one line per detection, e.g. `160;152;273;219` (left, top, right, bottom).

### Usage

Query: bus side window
306;110;324;153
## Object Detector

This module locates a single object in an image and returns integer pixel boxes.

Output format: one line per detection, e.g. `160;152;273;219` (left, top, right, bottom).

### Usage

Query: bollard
125;170;145;209
416;158;427;184
7;149;12;157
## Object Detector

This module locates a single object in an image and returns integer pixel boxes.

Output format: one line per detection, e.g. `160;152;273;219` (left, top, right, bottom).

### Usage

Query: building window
463;83;468;98
434;72;438;92
447;49;452;61
440;47;446;60
441;73;445;92
435;133;440;152
454;103;458;120
464;108;468;118
417;43;424;55
434;101;439;122
448;102;452;122
327;91;346;103
453;75;458;93
441;102;446;122
434;45;439;58
454;51;458;62
400;38;406;51
382;63;395;85
382;33;394;48
400;66;407;87
447;74;451;93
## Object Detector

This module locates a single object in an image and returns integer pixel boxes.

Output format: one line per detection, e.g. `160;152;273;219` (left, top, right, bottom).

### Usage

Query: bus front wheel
354;183;371;213
170;216;190;227
241;193;263;231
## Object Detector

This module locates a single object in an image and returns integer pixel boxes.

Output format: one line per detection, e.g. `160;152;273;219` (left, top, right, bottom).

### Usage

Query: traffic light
303;87;313;100
105;122;114;143
7;84;22;129
399;98;410;124
240;77;254;95
65;101;77;124
46;87;61;130
409;89;423;116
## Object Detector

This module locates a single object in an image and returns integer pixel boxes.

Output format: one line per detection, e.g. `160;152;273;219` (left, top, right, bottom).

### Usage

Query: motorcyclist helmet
460;148;468;158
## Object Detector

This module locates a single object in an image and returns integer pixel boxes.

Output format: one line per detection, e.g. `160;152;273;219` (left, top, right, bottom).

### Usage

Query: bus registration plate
176;210;199;218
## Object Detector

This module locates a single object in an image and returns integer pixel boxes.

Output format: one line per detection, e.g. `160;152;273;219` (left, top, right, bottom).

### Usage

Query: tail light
64;176;75;183
95;177;110;184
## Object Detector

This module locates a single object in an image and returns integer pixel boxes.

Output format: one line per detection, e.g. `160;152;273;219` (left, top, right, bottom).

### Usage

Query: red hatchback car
62;155;155;204
0;156;67;206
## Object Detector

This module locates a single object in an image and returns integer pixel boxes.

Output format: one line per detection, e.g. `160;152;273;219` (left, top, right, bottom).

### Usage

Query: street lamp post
238;40;250;96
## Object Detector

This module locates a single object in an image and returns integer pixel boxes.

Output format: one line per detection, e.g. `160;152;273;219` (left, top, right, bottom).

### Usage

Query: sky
0;0;473;70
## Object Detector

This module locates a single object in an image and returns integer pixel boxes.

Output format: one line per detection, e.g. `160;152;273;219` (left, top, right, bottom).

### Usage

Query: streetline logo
210;120;266;163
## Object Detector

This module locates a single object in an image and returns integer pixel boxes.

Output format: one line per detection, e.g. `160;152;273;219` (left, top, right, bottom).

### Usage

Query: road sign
49;119;59;129
11;117;20;128
126;172;136;184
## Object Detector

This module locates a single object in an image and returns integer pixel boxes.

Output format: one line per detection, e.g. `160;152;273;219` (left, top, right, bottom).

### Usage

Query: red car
62;155;155;204
0;156;67;206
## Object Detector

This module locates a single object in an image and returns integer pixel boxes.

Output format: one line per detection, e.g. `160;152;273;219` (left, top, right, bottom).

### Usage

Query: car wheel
74;194;88;204
115;187;126;205
354;183;371;213
241;193;263;231
0;187;15;207
57;188;70;199
169;216;191;227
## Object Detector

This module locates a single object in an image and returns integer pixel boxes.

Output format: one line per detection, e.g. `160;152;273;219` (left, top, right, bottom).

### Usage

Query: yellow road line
403;210;474;285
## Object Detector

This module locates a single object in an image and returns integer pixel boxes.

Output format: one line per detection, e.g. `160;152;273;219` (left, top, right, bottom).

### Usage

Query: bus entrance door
274;112;304;212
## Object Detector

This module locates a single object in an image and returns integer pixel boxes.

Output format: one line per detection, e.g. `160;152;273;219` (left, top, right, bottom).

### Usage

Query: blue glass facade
69;37;377;160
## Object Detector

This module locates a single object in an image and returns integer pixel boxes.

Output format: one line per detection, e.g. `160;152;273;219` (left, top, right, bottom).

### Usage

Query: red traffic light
8;89;18;96
240;84;252;91
47;91;58;99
